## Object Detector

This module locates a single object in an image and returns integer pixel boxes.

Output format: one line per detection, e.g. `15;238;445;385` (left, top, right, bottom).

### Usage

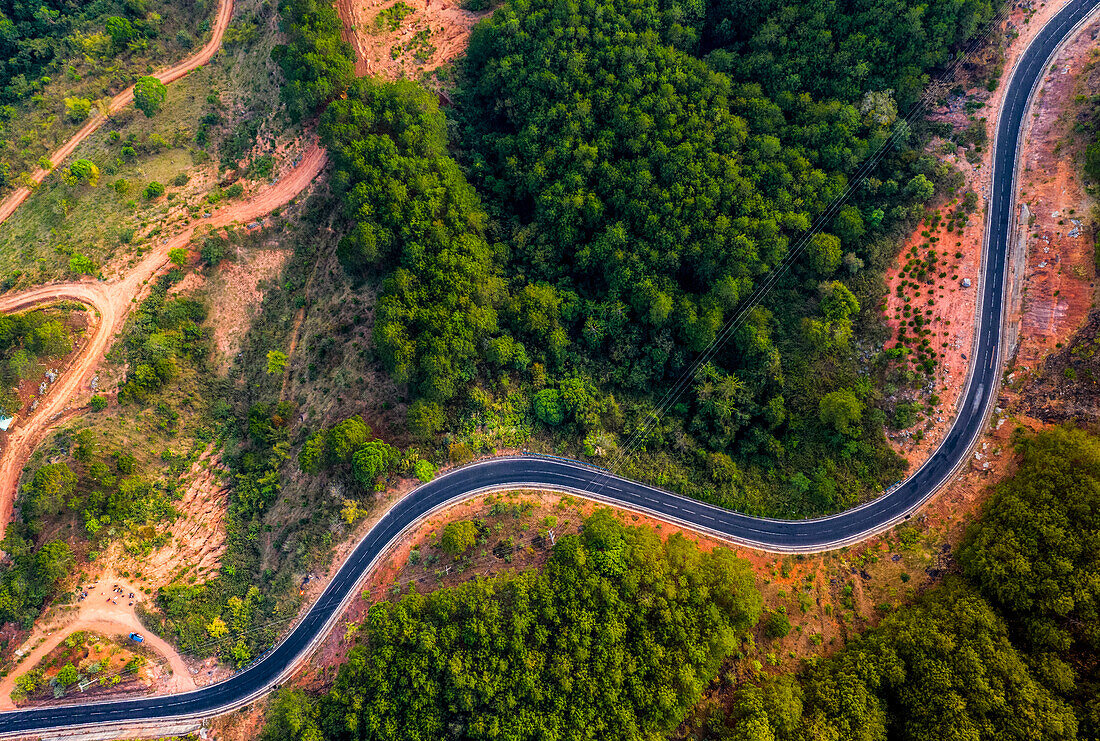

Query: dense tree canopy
960;427;1100;652
264;511;762;741
272;0;356;121
321;79;504;404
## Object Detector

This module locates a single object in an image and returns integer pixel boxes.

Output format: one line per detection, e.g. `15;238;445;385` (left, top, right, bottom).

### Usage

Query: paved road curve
1;0;1096;734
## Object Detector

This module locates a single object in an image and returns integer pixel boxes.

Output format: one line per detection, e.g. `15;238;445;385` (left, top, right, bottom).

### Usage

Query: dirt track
0;0;235;226
0;139;327;538
0;570;195;711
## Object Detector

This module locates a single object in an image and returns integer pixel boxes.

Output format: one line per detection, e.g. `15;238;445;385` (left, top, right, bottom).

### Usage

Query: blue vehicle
129;632;144;643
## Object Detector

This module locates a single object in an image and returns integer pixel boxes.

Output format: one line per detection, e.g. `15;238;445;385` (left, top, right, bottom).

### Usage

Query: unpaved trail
0;571;195;711
0;0;235;227
0;139;326;538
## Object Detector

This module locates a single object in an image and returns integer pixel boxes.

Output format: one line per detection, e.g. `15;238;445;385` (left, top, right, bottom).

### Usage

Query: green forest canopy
314;0;992;518
263;510;763;741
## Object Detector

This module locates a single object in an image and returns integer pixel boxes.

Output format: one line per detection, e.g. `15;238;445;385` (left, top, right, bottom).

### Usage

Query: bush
89;395;108;412
266;350;288;375
439;520;478;556
68;253;96;275
66;159;99;186
64;97;92;122
171;173;190;187
200;237;227;266
226;182;245;198
168;248;188;267
533;388;564;425
413;459;435;482
763;611;791;639
144;181;165;200
133;76;167;118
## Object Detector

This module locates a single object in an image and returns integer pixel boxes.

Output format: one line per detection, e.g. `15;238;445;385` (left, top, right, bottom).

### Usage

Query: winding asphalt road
0;0;1096;735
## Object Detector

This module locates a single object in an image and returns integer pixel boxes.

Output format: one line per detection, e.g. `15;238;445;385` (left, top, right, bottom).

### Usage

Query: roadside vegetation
10;630;152;704
256;426;1100;741
0;0;303;653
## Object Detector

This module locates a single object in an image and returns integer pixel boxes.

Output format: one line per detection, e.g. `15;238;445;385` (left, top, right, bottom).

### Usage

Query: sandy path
0;570;195;711
0;139;326;539
0;0;235;227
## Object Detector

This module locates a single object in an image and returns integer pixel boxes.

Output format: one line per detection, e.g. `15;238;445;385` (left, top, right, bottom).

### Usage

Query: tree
959;427;1100;651
808;233;843;275
533;388;564;426
1085;141;1100;182
906;173;935;202
439;520;479;556
266;350;288;375
764;611;791;639
54;663;79;687
133;76;167;118
105;16;136;48
802;581;1077;741
262;688;322;741
352;440;399;485
298;432;326;474
272;0;356;121
413;459;435;481
69;253;96;275
297;512;763;741
407;400;444;440
66;159;99;186
329;417;370;463
168;248;189;267
64;97;92;122
818;390;863;437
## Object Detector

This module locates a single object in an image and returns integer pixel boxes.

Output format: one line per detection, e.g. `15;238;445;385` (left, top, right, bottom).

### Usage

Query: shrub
533;388;564;425
171;173;190;187
439;520;478;556
133;76;167;118
66;159;99;186
69;253;96;275
144;181;165;199
226;182;245;198
763;611;791;639
200;237;227;266
89;395;108;412
414;459;435;482
168;248;188;267
64;97;92;122
266;350;288;375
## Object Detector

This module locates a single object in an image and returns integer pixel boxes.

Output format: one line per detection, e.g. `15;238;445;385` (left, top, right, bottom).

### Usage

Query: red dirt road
0;140;327;538
0;0;235;226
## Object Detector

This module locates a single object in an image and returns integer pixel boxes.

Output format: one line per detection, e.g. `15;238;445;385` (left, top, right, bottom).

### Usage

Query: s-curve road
1;0;1096;735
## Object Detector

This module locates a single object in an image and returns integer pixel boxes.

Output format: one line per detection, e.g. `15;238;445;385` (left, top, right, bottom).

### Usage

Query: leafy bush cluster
298;415;404;491
117;272;210;403
321;79;503;407
262;510;762;741
271;0;356;121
